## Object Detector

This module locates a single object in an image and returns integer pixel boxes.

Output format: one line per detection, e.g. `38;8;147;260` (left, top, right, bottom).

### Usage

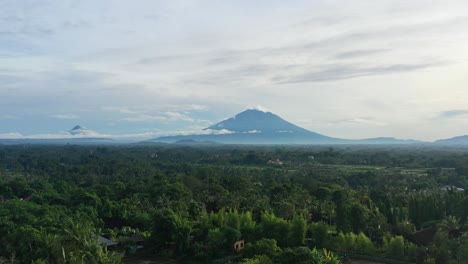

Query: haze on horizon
1;0;468;141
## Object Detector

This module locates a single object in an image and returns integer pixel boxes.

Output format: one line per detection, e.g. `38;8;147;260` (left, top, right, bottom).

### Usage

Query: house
441;186;464;192
410;227;436;246
20;196;32;201
129;234;145;249
267;159;284;166
98;235;118;247
234;240;245;251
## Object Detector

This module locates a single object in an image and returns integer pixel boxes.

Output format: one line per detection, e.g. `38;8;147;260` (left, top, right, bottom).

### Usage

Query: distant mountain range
434;135;468;145
1;109;468;145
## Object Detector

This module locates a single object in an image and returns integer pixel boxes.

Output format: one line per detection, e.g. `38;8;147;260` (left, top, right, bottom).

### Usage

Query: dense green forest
1;144;468;264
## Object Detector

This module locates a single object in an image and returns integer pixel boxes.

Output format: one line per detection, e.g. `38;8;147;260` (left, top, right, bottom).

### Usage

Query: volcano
151;109;339;144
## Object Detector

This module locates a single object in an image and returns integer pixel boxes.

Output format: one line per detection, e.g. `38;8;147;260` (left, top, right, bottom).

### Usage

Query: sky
1;0;468;141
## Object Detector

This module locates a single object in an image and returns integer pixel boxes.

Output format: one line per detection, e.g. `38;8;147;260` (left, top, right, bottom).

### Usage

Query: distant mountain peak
69;125;96;136
152;108;335;144
206;109;310;134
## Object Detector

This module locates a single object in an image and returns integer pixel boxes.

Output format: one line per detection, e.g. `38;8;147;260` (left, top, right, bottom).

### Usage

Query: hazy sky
1;0;468;141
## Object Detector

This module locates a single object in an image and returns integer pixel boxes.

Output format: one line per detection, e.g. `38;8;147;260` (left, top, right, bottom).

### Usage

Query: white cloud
121;113;193;122
0;132;106;140
164;111;194;122
120;110;209;124
49;114;80;119
249;105;269;112
166;129;234;136
246;130;261;134
103;104;208;114
29;133;107;139
0;132;23;139
331;117;388;126
122;115;168;122
0;128;234;140
102;107;143;115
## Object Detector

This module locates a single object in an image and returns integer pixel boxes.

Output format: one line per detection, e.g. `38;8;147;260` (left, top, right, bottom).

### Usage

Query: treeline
1;145;468;263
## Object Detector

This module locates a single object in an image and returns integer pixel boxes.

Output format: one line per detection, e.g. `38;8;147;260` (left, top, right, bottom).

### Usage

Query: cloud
49;114;80;119
0;128;234;140
165;18;455;86
112;127;233;139
175;129;234;136
164;111;194;122
330;117;387;126
0;132;23;139
0;129;159;140
334;49;389;59
121;112;212;124
121;112;195;123
249;105;269;112
437;110;468;119
122;115;168;122
68;126;100;136
273;62;444;84
35;133;106;139
103;104;208;114
102;106;145;115
0;132;106;140
109;105;210;124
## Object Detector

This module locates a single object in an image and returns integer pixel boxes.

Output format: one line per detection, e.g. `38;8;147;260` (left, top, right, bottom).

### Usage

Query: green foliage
288;214;307;247
278;247;340;264
383;235;405;259
311;248;341;264
239;255;273;264
150;208;191;255
60;220;123;264
395;221;415;238
308;222;330;249
355;232;375;255
2;145;468;263
259;212;290;247
240;211;256;241
226;209;241;231
249;238;281;258
207;228;226;258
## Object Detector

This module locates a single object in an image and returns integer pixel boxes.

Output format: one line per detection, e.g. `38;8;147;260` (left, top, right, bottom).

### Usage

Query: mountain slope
434;135;468;145
357;137;426;144
206;109;311;133
69;125;97;136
